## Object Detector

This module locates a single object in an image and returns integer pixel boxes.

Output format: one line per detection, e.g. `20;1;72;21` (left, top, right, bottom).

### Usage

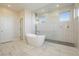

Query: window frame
59;10;71;22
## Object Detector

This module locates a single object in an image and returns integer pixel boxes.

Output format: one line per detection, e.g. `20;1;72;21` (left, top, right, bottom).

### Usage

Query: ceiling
0;3;74;13
0;3;49;12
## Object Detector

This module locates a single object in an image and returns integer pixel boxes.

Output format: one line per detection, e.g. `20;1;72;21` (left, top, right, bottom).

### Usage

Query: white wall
15;9;35;40
74;4;79;48
0;7;19;43
0;7;35;43
37;6;75;43
24;9;35;35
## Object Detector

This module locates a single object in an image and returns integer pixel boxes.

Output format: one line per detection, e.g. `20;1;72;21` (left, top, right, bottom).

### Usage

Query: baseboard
0;37;20;44
46;39;75;47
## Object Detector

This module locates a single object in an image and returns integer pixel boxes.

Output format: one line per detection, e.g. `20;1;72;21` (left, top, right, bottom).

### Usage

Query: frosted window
60;12;70;22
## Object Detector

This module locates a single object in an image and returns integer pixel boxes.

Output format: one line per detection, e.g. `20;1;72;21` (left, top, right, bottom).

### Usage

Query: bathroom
0;3;79;55
25;3;78;47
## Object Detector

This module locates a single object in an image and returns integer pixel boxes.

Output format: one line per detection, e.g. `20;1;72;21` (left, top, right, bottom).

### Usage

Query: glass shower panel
36;9;74;43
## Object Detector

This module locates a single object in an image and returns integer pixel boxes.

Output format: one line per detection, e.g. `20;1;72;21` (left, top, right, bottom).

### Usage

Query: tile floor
0;39;79;56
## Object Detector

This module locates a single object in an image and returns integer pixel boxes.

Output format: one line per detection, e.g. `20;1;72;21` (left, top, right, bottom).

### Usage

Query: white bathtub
26;34;45;47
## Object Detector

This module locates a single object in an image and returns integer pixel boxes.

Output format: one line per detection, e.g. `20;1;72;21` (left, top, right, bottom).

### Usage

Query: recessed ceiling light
56;4;59;7
8;5;11;7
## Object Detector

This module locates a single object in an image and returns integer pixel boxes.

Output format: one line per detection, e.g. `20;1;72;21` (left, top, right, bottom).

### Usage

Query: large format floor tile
0;40;79;56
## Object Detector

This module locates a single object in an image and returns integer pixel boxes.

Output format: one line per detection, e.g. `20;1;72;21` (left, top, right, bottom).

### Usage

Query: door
0;14;15;43
58;11;74;43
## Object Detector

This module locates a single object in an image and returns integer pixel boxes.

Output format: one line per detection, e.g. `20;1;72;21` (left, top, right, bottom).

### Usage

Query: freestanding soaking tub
26;34;45;47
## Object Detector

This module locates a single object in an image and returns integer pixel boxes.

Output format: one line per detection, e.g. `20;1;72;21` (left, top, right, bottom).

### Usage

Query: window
60;11;71;22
